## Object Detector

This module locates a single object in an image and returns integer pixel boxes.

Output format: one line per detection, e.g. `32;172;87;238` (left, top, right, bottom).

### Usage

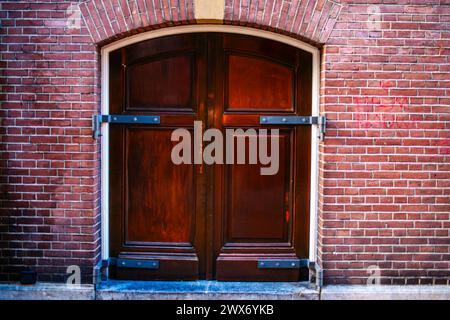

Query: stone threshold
0;280;317;300
1;281;449;300
96;280;318;300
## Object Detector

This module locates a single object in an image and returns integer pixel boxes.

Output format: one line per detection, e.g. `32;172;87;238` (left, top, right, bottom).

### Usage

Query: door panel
109;33;312;281
226;54;294;111
225;130;291;243
109;34;207;280
125;128;195;244
211;34;312;281
126;54;195;111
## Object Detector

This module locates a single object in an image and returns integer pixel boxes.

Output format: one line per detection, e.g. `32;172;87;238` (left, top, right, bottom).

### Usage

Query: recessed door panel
226;54;294;111
224;131;292;243
126;55;195;111
125;127;195;244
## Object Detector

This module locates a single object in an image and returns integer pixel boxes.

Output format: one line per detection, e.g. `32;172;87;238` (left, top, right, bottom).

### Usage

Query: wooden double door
109;33;312;281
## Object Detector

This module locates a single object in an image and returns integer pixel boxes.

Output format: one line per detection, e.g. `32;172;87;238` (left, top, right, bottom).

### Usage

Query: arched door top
78;0;341;45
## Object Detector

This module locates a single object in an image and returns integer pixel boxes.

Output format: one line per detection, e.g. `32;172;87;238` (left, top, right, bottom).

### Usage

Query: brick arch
79;0;341;45
79;0;196;44
223;0;342;44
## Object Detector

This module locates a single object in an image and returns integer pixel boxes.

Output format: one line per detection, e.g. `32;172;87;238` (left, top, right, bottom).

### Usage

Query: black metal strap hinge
257;259;311;269
260;115;326;140
92;114;160;139
103;257;160;270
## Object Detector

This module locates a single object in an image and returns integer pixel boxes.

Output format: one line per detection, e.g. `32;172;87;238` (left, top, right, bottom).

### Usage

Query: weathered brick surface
79;0;196;44
319;0;450;285
0;0;101;283
223;0;342;44
0;0;449;285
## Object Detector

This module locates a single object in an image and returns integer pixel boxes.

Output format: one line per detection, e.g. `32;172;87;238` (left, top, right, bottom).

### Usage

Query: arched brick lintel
223;0;342;45
79;0;196;45
79;0;341;45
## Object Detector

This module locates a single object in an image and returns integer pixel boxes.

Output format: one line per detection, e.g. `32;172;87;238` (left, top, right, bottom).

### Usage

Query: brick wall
0;0;101;283
0;0;449;285
319;0;450;284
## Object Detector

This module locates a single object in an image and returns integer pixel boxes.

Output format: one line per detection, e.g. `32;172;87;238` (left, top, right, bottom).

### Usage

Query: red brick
1;0;449;287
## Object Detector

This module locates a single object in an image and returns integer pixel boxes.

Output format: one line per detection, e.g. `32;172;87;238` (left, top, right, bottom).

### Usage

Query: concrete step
0;282;94;300
96;280;319;300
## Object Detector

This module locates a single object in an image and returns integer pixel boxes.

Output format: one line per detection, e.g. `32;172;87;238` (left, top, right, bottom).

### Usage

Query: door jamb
100;25;321;275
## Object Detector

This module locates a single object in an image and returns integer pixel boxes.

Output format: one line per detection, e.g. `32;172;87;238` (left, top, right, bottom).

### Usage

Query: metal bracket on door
92;115;161;139
260;116;326;141
257;259;310;269
104;257;160;269
257;259;323;288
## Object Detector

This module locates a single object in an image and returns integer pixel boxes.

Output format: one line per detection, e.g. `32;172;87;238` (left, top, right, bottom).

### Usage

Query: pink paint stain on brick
355;80;410;130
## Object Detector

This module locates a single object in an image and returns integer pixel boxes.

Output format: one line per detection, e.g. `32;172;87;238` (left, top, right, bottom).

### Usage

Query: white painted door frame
99;25;321;266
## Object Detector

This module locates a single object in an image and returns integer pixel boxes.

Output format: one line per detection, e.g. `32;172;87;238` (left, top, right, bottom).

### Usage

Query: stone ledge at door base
2;282;450;300
95;280;319;300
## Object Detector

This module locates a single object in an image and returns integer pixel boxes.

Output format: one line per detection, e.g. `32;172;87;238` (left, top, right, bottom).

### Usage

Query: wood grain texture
227;54;294;111
127;55;194;111
109;33;312;281
109;34;208;280
212;34;312;281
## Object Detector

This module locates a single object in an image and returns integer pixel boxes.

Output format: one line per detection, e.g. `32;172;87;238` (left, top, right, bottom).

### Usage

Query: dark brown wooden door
109;33;312;281
109;34;208;280
209;34;312;281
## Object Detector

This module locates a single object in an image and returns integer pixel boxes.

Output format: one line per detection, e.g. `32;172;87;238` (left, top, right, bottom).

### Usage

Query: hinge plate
260;116;318;125
109;258;160;269
92;114;160;139
257;259;309;269
260;115;326;140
